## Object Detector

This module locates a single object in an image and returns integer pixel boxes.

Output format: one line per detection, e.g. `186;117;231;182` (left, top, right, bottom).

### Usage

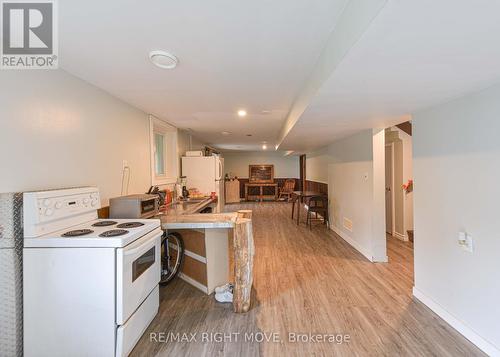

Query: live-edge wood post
233;210;254;313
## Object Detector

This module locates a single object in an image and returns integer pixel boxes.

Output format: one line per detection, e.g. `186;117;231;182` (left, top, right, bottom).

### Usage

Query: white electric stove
23;187;162;357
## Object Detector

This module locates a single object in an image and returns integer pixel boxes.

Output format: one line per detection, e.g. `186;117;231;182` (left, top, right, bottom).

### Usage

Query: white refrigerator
181;155;225;212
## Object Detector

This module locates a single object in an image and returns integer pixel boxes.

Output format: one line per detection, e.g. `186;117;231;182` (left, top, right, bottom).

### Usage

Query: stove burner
116;222;144;229
62;229;94;237
99;229;129;238
92;221;117;227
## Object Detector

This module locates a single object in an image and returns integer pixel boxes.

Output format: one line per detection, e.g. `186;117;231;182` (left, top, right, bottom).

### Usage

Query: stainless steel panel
0;193;23;357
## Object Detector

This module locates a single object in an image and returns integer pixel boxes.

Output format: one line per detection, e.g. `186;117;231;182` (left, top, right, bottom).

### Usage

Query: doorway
384;123;414;243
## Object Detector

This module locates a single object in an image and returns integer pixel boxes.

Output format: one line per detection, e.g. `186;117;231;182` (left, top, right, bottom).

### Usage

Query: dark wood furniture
245;183;278;201
291;191;325;225
278;179;296;201
299;155;306;191
249;164;274;183
305;180;328;195
237;178;299;199
306;195;329;229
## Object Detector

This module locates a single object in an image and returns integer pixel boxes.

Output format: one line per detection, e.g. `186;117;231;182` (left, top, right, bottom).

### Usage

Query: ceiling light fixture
149;50;178;69
221;131;231;135
262;144;267;150
237;110;247;117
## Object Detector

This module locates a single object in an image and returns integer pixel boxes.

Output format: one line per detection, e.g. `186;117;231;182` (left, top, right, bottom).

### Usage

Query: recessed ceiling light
221;131;231;135
149;50;178;69
237;110;247;117
261;110;271;114
262;144;267;150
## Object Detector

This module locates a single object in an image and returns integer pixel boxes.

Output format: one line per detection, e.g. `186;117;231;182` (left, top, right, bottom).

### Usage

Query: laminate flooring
131;202;484;357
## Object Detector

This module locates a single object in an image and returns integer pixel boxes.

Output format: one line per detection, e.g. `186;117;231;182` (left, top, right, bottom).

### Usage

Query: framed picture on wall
249;164;274;183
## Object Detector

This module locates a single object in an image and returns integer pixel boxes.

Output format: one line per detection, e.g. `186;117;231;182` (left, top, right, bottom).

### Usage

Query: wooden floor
131;202;484;357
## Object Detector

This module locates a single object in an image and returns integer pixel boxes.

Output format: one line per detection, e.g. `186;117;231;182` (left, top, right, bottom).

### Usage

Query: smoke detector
149;50;178;69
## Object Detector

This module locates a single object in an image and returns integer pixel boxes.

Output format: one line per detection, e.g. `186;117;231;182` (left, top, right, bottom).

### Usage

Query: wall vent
343;217;353;232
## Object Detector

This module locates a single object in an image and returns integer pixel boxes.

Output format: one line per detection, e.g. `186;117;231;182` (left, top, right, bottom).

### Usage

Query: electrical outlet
458;232;473;253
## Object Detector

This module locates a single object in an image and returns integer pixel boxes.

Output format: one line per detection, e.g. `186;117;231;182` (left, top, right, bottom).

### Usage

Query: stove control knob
42;199;51;207
55;201;62;209
45;208;54;216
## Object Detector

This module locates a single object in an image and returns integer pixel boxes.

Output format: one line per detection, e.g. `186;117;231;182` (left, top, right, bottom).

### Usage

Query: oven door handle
123;228;161;256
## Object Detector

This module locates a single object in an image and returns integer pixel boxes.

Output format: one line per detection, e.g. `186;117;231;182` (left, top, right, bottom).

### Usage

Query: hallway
132;203;483;356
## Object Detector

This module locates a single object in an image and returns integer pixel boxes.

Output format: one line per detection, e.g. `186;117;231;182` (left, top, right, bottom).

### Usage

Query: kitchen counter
159;197;240;229
160;212;238;229
160;197;215;216
156;199;254;313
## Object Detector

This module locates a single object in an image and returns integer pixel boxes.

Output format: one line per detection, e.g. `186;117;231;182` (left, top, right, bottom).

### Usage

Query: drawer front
116;286;159;357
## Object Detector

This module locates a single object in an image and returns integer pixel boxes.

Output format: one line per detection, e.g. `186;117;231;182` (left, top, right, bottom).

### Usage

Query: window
154;132;166;176
149;116;178;185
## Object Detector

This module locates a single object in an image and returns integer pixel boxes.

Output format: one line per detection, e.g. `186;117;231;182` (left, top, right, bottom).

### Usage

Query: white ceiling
59;0;348;151
60;1;500;153
280;0;500;151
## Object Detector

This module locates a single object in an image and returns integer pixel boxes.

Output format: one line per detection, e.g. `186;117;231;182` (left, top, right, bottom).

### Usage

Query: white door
385;145;393;234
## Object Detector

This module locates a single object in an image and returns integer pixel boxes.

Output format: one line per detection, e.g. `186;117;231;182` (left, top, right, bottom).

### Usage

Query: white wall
413;84;500;354
326;130;386;262
371;129;387;261
306;147;330;183
306;130;386;262
0;70;150;205
177;129;205;177
223;151;299;178
328;131;374;260
177;130;205;158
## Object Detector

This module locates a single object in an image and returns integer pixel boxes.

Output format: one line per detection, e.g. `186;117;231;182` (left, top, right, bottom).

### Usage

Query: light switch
458;231;473;253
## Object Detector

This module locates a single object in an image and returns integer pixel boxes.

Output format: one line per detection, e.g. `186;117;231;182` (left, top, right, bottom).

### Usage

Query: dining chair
306;195;329;229
278;179;296;201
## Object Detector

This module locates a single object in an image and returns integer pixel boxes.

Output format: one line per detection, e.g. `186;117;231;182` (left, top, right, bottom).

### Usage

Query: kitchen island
157;198;254;313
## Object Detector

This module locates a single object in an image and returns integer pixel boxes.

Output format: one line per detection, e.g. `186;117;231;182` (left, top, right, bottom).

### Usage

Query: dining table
291;191;325;225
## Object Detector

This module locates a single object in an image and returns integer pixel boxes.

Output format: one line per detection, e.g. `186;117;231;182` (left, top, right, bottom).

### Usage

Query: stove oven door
116;227;162;325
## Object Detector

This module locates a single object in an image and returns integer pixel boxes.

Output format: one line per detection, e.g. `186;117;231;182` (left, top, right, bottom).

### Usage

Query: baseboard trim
178;273;209;295
331;226;373;262
393;231;407;241
413;287;500;356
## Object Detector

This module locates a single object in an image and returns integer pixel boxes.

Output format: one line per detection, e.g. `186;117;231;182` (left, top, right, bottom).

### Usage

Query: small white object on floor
215;283;234;294
215;290;233;303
